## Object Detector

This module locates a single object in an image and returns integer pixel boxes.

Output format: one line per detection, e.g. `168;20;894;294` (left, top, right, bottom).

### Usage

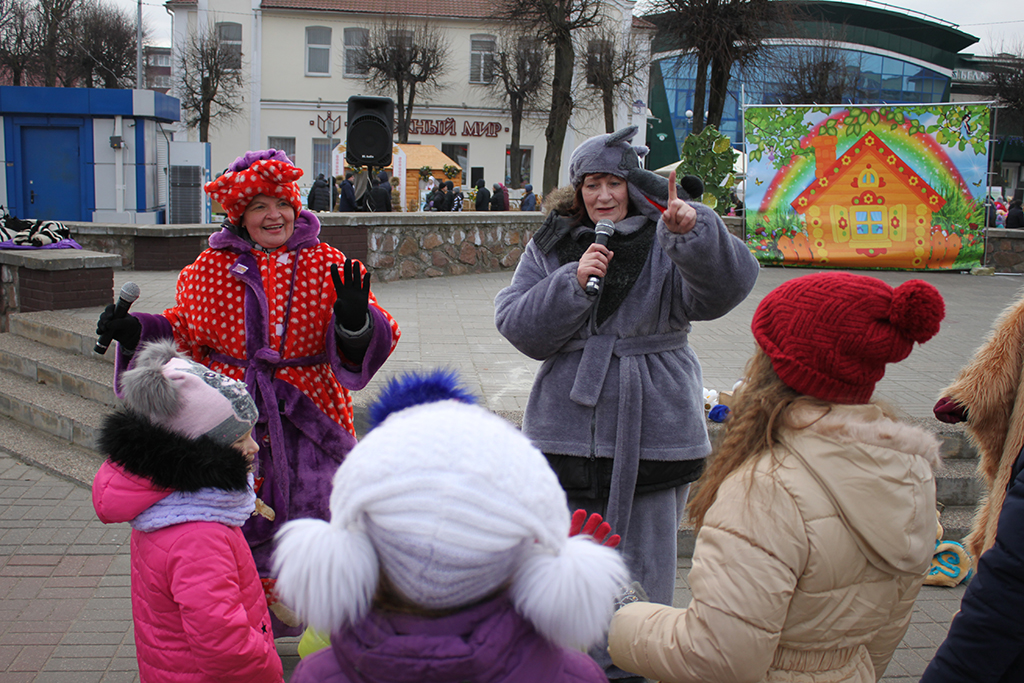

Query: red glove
934;397;968;424
569;509;621;549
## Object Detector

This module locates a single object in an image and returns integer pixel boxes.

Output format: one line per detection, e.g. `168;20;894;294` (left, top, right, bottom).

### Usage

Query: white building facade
165;0;652;193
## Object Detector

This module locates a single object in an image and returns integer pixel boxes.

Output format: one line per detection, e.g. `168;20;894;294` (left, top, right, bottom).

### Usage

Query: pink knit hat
119;341;258;446
752;272;945;404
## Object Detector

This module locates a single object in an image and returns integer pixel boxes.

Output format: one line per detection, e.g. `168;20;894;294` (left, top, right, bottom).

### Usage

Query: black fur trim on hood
97;410;250;492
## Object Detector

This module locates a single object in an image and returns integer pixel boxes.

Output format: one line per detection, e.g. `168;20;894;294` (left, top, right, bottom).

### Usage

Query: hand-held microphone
584;220;616;296
94;281;141;354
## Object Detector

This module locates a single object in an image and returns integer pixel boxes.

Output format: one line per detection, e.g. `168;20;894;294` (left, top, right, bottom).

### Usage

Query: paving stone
7;266;1018;681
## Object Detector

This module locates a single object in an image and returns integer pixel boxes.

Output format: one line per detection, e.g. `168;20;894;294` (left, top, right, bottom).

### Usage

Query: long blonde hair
688;348;831;531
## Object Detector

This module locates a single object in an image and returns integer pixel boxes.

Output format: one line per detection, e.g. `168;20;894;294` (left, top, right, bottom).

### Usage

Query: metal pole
136;0;143;89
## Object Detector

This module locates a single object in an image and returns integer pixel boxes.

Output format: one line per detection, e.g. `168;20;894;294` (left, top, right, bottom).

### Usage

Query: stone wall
60;212;746;283
0;249;120;331
984;228;1024;273
313;213;545;282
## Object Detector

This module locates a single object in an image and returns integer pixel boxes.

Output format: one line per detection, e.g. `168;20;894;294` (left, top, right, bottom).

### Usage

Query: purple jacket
290;594;608;683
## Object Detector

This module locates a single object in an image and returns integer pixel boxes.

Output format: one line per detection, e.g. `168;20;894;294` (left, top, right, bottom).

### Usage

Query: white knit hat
272;370;628;649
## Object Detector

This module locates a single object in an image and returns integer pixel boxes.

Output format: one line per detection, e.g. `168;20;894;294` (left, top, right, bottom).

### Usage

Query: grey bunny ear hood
567;125;705;223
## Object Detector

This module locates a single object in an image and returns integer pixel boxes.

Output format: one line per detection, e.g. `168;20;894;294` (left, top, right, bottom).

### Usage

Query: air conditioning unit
168;142;211;224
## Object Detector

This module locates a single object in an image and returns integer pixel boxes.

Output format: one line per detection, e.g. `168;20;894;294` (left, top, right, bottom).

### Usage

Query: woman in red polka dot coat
96;149;401;633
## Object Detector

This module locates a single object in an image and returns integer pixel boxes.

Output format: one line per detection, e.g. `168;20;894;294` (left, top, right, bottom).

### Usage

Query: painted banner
743;103;990;270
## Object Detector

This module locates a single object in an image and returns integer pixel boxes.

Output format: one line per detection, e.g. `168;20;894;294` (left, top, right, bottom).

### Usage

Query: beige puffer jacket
608;404;940;683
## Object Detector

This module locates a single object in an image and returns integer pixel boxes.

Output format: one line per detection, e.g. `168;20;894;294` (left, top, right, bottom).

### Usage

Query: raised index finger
668;169;678;204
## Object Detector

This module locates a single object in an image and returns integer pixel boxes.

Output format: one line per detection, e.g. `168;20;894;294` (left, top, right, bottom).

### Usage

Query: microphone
584;219;616;296
94;281;141;354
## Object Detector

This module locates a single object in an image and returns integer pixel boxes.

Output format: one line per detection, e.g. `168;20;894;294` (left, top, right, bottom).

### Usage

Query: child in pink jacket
92;340;283;683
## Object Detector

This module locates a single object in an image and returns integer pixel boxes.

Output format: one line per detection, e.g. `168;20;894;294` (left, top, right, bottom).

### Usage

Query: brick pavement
0;447;968;681
9;264;1019;681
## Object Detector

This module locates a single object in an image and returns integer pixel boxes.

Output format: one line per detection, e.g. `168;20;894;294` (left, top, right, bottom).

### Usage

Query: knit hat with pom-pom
272;369;628;650
752;272;945;404
118;340;258;446
204;149;304;226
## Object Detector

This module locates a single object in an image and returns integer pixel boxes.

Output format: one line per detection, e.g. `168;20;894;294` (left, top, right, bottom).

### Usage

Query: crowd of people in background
985;194;1024;229
301;169;544;213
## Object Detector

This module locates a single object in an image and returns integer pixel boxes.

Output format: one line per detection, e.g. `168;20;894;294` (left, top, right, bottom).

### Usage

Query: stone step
0;368;109;451
939;505;974;544
935;427;978;460
0;332;117;406
0;414;103;487
935;457;983;508
8;310;113;363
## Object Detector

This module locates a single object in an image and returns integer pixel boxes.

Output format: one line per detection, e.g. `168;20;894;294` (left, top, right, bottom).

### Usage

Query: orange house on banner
790;133;952;268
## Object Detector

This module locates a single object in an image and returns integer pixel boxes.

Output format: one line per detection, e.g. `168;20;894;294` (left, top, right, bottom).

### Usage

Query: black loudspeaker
346;96;395;167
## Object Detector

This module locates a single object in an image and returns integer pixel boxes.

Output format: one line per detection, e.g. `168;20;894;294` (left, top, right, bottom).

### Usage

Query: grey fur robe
494;201;758;534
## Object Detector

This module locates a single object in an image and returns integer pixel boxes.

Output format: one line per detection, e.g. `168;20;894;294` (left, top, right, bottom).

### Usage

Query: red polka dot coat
121;210;400;583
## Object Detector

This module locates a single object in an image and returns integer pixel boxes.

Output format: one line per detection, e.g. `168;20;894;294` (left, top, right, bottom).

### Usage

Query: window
217;22;242;70
586;39;613;87
469;34;495;84
854;209;886;236
151;74;172;88
148;52;171;67
268;137;296;164
389;29;414;52
312;138;335;179
344;28;368;77
505;146;532;185
306;26;331;76
442;144;468;174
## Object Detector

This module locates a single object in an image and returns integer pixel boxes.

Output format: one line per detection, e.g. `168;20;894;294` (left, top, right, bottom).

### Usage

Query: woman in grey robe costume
495;126;759;680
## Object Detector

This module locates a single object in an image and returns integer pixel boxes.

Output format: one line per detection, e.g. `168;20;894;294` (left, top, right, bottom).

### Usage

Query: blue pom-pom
367;368;477;431
708;404;731;423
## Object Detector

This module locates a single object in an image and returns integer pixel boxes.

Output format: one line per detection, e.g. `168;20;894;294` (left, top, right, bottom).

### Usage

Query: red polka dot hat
205;152;304;226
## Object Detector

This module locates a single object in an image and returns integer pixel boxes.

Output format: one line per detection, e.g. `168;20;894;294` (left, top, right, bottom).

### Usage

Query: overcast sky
120;0;1022;55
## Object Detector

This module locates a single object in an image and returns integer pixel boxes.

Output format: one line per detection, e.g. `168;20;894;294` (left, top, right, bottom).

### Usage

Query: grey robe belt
561;329;689;535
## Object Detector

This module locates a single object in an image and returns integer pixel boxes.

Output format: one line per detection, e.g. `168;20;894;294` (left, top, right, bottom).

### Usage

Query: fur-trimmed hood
97;409;250;493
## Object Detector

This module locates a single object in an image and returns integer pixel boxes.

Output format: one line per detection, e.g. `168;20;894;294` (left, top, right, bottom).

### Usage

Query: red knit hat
204;156;303;226
752;272;945;404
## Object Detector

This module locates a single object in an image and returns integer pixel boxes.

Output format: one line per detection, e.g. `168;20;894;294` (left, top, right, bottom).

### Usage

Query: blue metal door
21;126;82;220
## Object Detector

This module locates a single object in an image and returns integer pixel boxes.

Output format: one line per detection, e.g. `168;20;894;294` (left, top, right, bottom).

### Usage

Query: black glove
331;260;371;332
96;305;142;352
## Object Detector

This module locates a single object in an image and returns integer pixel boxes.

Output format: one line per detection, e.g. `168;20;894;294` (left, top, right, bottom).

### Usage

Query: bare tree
498;0;603;193
766;41;858;105
359;20;450;144
67;1;145;89
582;28;649;133
36;0;79;87
176;23;246;142
0;0;40;86
647;0;791;133
988;50;1024;137
482;30;549;188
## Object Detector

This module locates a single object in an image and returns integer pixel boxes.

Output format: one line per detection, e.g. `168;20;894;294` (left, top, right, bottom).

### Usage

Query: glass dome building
644;0;979;169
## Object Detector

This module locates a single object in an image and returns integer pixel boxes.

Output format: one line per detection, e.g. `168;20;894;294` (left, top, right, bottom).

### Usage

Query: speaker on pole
346;96;395;168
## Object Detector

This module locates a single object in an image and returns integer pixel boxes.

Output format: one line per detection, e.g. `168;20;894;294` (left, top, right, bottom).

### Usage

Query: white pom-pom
510;536;628;650
272;519;379;634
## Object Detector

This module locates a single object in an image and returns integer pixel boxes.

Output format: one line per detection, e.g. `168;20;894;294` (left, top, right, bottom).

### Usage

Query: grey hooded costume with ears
494;126;758;651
